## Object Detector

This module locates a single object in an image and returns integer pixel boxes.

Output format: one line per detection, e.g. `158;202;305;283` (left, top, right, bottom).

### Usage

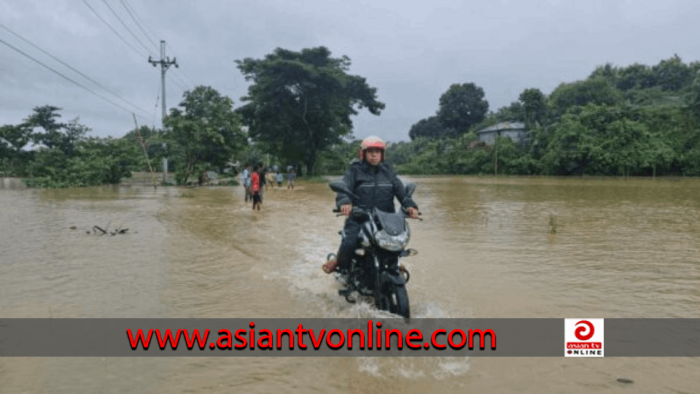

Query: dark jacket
335;161;418;213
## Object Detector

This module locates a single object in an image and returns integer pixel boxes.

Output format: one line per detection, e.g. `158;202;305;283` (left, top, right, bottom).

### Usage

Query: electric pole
148;40;178;184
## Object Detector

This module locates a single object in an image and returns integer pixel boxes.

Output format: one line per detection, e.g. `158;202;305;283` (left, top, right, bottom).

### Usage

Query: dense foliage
5;53;700;188
1;86;248;187
163;86;246;185
1;106;141;187
409;83;489;140
386;55;700;177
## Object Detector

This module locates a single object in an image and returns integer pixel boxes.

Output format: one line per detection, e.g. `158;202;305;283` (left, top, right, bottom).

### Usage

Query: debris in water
69;226;77;230
617;378;634;384
89;223;129;236
548;214;557;234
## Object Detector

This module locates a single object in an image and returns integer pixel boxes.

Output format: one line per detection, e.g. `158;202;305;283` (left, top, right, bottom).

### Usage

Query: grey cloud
1;0;698;143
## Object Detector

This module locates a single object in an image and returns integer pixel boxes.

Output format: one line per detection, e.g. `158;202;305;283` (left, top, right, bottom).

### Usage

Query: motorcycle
326;180;420;318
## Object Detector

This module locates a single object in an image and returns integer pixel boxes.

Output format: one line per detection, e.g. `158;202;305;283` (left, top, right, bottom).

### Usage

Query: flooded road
1;176;699;393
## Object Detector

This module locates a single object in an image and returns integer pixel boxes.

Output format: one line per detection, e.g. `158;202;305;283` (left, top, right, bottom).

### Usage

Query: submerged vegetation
3;51;700;188
1;105;141;188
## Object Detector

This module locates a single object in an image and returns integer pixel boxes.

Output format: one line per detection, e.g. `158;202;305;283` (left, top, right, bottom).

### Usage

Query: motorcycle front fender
379;269;406;286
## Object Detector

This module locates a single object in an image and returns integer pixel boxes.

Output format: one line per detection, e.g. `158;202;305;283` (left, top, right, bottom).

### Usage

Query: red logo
565;318;604;357
574;320;595;340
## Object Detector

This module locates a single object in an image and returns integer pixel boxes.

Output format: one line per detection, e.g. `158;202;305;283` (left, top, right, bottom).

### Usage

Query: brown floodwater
0;176;698;393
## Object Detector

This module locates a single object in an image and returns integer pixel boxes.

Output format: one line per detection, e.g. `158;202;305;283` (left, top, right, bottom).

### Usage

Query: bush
23;138;140;188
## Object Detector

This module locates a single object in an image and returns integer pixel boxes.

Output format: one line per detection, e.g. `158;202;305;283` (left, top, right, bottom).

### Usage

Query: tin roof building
477;122;529;146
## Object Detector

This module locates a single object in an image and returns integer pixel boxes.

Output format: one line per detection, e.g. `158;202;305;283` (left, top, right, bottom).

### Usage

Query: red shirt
251;172;260;193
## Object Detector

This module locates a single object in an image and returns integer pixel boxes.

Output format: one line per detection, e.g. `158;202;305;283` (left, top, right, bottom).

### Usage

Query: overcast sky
1;0;698;142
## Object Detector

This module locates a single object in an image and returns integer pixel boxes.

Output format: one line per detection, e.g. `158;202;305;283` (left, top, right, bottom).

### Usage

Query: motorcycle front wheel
376;282;410;318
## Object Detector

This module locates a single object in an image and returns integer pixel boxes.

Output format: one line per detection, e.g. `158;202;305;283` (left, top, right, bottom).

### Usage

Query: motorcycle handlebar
332;207;423;220
333;206;368;218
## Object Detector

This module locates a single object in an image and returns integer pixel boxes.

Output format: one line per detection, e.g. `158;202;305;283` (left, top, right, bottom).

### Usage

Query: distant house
477;122;529;146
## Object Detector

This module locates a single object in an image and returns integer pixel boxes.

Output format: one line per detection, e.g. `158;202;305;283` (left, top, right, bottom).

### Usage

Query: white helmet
358;136;386;161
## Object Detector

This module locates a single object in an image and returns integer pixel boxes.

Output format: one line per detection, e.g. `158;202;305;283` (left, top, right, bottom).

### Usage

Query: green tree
549;77;622;117
386;137;432;166
437;82;489;133
588;63;618;86
518;88;547;127
316;138;359;175
0;123;34;176
490;136;523;175
408;116;456;140
75;137;140;185
541;113;599;175
685;74;700;120
25;105;65;149
235;46;385;175
163;86;246;185
24;105;89;158
616;63;655;91
25;137;140;188
543;104;675;176
652;54;692;91
60;118;90;157
493;101;524;123
121;126;168;171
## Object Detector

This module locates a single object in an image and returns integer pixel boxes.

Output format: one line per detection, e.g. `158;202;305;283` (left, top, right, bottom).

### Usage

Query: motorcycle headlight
374;227;410;251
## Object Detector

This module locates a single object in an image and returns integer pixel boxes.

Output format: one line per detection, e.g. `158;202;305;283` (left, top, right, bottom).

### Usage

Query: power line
118;0;197;88
100;0;155;57
168;63;191;87
166;42;197;86
83;1;187;111
84;1;191;99
173;70;195;89
82;0;147;59
118;0;159;53
168;71;190;90
152;90;160;128
0;38;150;123
123;0;162;50
0;24;151;119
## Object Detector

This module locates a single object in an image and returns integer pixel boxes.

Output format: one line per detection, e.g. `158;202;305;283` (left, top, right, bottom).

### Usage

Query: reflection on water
0;177;699;393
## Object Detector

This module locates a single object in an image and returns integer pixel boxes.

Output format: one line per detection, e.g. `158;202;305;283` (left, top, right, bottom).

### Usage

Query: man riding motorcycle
323;136;419;274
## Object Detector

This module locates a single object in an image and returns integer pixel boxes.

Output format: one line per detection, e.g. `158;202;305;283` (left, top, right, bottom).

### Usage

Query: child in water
251;165;262;211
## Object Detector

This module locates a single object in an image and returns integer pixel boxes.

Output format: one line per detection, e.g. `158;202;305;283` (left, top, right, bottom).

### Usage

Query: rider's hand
341;204;352;216
407;207;419;219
